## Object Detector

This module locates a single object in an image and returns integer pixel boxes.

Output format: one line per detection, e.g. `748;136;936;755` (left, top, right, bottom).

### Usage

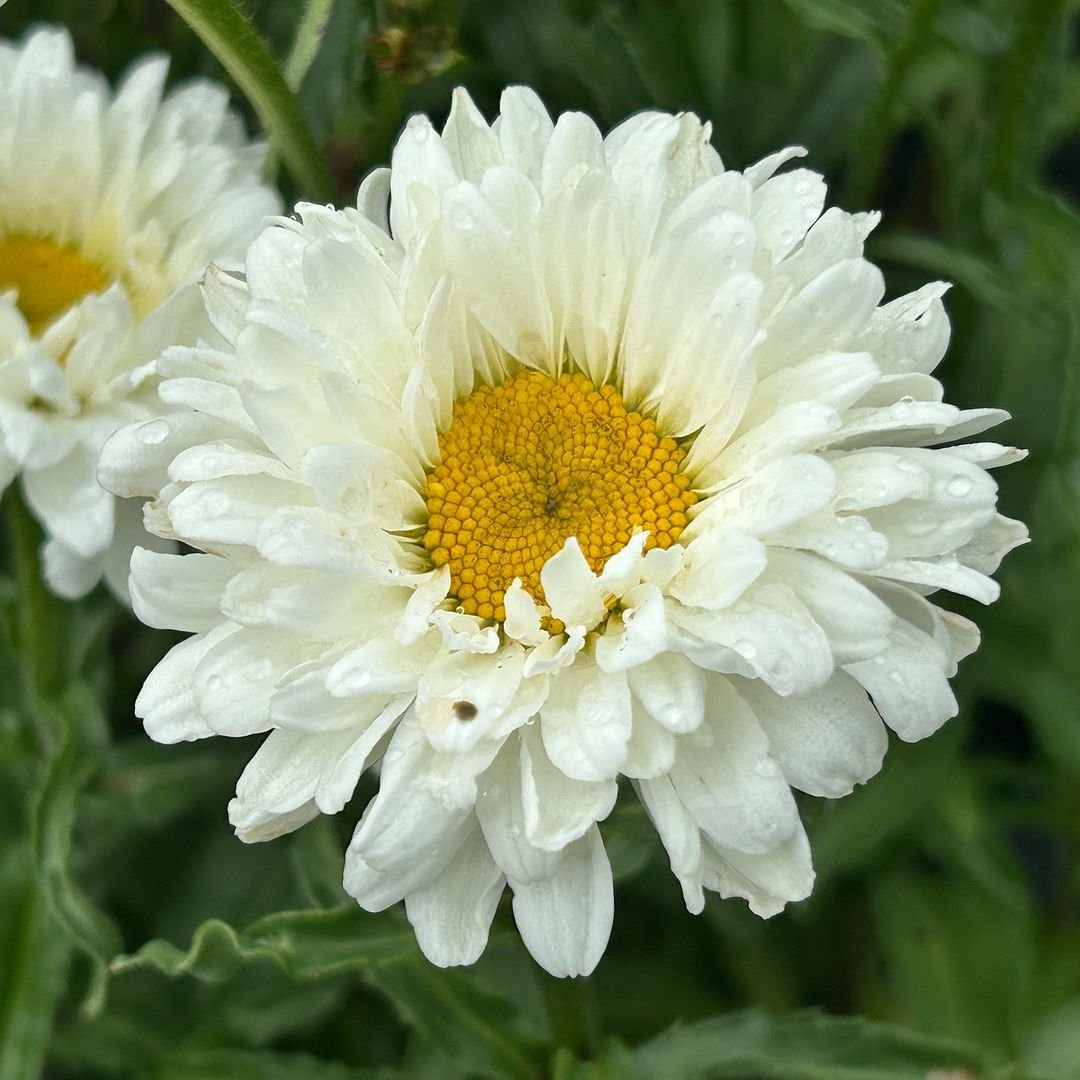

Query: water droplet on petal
735;638;758;660
203;491;231;518
660;703;685;728
245;658;273;681
137;419;170;445
946;475;973;498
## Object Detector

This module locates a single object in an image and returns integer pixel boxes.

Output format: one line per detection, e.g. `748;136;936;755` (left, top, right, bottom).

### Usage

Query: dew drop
203;491;231;518
946;475;973;498
245;658;273;681
206;674;224;692
137;419;170;445
735;638;757;660
660;703;685;728
732;231;748;246
903;518;937;538
779;229;794;247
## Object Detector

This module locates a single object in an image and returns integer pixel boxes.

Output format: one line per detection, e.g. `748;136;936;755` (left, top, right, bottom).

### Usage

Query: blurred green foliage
1;0;1079;1076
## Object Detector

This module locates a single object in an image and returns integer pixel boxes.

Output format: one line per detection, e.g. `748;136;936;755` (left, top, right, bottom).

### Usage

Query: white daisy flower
101;87;1027;977
0;26;281;598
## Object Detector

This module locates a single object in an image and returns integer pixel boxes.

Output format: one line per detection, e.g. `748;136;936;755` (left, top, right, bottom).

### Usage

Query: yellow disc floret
423;370;698;623
0;234;111;336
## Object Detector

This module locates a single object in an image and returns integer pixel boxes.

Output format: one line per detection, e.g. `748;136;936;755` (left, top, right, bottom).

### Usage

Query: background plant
0;1;1077;1077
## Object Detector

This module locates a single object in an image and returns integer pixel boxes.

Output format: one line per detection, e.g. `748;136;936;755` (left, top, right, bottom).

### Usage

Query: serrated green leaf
111;906;417;983
30;686;123;1017
624;1009;990;1080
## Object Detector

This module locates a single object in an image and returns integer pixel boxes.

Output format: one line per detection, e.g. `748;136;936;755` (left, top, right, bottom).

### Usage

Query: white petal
540;663;632;781
703;822;815;917
405;821;506;968
844;618;957;742
194;625;306;736
636;774;704;913
135;622;239;743
765;548;894;664
520;724;617;850
511;825;613;978
228;726;356;841
751;167;827;262
129;548;235;632
689;455;837;538
736;673;888;798
669;676;798;854
540;538;606;629
668;529;767;610
476;741;562;884
24;451;114;559
627;652;707;734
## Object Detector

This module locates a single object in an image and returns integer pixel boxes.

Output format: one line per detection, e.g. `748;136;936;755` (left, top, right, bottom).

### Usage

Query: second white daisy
0;26;281;597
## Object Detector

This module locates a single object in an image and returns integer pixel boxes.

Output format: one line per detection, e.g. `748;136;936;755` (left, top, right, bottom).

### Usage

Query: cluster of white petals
0;27;280;597
102;87;1026;977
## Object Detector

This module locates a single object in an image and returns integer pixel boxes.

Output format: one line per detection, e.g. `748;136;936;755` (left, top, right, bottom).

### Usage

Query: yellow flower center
0;234;111;336
423;370;698;623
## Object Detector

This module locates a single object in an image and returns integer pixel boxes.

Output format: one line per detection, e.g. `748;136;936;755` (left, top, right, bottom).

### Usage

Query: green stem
6;487;65;710
990;0;1066;190
284;0;336;91
165;0;336;201
541;974;596;1062
845;0;941;208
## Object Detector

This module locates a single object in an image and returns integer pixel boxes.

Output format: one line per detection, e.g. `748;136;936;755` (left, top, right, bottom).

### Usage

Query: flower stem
6;486;65;713
541;974;596;1063
165;0;336;201
284;0;336;91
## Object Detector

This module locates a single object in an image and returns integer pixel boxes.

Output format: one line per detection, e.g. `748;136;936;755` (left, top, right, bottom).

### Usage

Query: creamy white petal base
103;86;1026;977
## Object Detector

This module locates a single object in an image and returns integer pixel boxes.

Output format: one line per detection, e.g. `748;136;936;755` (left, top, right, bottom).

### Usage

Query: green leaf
165;0;335;199
0;845;71;1080
1022;998;1080;1080
154;1048;399;1080
30;685;123;1016
111;906;417;983
621;1009;991;1080
364;956;542;1080
869;866;1034;1056
777;0;914;47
